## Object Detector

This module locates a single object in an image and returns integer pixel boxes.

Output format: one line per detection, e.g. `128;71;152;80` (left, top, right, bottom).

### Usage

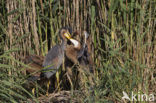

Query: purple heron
40;27;72;95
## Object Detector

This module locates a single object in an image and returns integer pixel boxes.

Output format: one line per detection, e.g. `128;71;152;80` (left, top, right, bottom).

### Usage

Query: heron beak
64;32;71;39
69;38;79;48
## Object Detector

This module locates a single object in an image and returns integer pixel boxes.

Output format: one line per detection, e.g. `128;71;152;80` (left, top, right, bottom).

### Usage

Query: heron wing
41;45;64;78
43;44;63;69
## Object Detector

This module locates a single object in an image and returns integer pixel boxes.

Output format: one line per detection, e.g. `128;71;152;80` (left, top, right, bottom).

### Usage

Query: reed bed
0;0;155;102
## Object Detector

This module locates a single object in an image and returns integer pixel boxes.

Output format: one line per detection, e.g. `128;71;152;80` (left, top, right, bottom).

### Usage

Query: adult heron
40;27;71;95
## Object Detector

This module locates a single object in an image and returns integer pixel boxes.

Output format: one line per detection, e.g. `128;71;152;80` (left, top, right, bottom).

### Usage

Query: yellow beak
64;32;71;39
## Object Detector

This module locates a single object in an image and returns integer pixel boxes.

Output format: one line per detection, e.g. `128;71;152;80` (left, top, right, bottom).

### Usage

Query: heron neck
61;39;67;50
82;36;86;48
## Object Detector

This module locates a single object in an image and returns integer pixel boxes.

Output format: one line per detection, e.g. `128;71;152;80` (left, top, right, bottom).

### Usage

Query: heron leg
32;88;35;95
46;80;50;96
56;71;60;91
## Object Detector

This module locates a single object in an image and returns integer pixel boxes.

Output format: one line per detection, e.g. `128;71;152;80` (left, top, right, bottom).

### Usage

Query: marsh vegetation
0;0;155;102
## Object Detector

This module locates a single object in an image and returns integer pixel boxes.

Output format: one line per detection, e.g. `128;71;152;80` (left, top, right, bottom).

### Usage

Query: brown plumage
22;54;44;95
23;55;44;80
65;45;81;64
64;30;94;89
65;31;82;64
65;30;93;68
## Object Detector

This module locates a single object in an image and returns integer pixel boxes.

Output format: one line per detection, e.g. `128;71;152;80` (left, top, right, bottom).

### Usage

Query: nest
26;90;81;103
